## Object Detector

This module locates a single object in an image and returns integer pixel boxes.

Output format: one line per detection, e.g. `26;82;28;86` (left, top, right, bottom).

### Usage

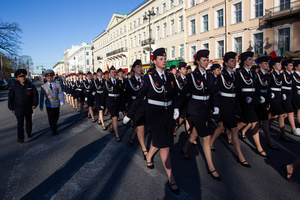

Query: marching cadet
124;48;179;195
169;65;177;78
75;72;85;116
210;52;251;167
126;59;148;158
235;51;268;158
255;56;279;150
8;69;39;143
40;69;64;136
94;68;106;130
268;57;291;142
292;60;300;131
84;72;96;122
117;68;127;120
177;50;221;181
281;59;300;136
211;63;222;78
104;66;124;142
173;62;191;137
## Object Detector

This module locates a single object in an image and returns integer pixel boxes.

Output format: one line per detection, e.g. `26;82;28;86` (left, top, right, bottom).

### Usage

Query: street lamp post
143;8;155;67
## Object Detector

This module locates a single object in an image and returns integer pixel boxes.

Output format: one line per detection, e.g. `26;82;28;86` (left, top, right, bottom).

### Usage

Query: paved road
0;83;299;200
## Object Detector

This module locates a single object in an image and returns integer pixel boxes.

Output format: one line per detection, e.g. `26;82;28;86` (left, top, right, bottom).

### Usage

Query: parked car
7;78;16;88
0;80;9;90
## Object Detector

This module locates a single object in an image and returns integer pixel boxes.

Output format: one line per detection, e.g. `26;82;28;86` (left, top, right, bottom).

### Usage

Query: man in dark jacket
8;69;39;143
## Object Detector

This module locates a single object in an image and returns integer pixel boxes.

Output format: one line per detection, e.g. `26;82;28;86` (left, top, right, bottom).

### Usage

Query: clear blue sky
0;0;146;72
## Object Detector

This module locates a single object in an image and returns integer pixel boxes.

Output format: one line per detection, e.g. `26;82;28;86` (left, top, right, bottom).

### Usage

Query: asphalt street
0;82;299;200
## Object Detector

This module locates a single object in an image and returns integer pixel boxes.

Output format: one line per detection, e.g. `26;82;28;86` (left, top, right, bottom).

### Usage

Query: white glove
270;93;275;99
260;96;265;104
85;97;88;101
92;92;96;96
297;90;300;95
212;107;219;115
119;111;123;118
246;97;252;103
40;108;43;111
173;108;179;120
123;116;130;124
100;106;104;109
282;94;287;100
60;102;64;106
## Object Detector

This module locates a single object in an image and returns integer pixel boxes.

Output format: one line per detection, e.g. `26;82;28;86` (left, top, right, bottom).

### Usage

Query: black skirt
255;102;269;121
106;97;121;117
270;100;286;116
281;94;294;113
95;93;104;110
239;103;258;123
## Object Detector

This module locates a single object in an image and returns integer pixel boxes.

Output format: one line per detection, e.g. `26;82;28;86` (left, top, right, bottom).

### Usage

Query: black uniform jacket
127;69;178;119
103;78;125;111
269;71;283;103
256;69;270;103
8;80;39;116
176;68;218;116
292;72;300;102
83;79;95;97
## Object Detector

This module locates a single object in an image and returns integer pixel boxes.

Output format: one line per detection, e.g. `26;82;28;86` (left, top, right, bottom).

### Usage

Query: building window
124;26;126;32
156;26;160;40
178;16;183;32
190;19;196;35
170;0;174;9
170;19;175;35
178;0;183;4
217;40;224;58
134;36;136;47
191;45;196;60
163;23;167;38
179;44;184;57
255;0;263;18
86;52;89;56
254;33;264;55
162;3;166;13
234;3;242;23
87;59;89;65
124;39;127;48
130;23;132;30
217;9;224;28
203;43;209;50
280;0;290;11
138;34;141;45
203;15;208;32
278;27;290;51
120;28;122;35
234;37;242;55
143;32;146;41
189;0;195;8
133;21;136;28
130;38;132;48
156;7;159;16
138;18;140;26
171;46;175;58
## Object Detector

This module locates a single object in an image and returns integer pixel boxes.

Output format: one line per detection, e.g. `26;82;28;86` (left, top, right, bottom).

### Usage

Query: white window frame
190;43;197;62
231;0;243;24
156;26;160;40
189;0;196;8
274;23;292;52
170;0;174;9
251;29;265;55
201;39;210;49
163;23;167;38
171;46;176;58
214;4;225;29
179;44;184;57
162;3;166;13
231;32;244;53
215;36;225;59
178;15;184;33
250;0;265;19
200;10;209;33
189;16;196;36
170;19;175;35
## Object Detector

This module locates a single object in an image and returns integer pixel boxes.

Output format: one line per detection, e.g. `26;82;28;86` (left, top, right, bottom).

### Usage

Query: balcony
141;39;155;46
106;47;128;57
259;0;300;27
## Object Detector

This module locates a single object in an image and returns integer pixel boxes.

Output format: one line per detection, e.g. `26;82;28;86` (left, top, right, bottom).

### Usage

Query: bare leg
136;126;147;153
111;116;119;139
173;118;184;136
146;145;159;166
160;148;178;190
210;121;225;147
241;123;251;138
89;106;94;121
287;112;297;131
231;127;248;164
297;109;300;125
286;157;300;179
203;135;220;177
182;127;198;153
279;113;287;136
251;122;267;156
75;99;78;111
261;120;275;146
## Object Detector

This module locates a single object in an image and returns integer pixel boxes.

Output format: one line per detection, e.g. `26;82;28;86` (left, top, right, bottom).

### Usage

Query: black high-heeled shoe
237;158;252;168
147;162;154;169
142;151;148;160
168;181;180;195
280;165;293;182
256;150;270;159
267;143;279;151
207;169;222;181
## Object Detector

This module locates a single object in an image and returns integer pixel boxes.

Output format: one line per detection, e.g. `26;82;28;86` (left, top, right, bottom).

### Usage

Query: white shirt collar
181;75;186;80
226;69;234;76
286;70;291;75
245;68;251;73
134;75;141;81
296;71;300;76
156;69;166;78
260;69;266;75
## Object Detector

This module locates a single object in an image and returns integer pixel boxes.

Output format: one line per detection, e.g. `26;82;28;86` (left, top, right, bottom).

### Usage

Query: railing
106;47;128;57
141;39;155;46
266;0;300;14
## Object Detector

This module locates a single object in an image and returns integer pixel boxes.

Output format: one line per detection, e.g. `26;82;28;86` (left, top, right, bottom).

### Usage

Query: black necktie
50;83;52;90
203;73;206;80
138;78;141;83
161;74;165;81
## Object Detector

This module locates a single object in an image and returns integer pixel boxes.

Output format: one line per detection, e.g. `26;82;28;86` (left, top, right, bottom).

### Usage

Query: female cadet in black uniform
94;68;106;130
255;56;279;150
84;72;96;122
104;66;124;142
178;50;221;181
292;60;300;135
235;51;268;158
210;52;250;167
75;72;85;116
126;60;148;158
268;57;291;142
281;59;300;136
123;48;180;195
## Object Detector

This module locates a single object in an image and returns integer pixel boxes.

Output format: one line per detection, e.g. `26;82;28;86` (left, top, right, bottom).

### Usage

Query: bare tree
0;21;22;56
